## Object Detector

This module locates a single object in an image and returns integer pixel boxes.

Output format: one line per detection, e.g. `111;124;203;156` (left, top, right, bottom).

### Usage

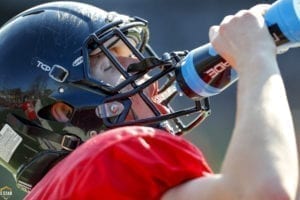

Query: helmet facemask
66;15;211;135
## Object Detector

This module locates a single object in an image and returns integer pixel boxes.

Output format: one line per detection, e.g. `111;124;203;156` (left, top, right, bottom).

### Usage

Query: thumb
209;25;219;43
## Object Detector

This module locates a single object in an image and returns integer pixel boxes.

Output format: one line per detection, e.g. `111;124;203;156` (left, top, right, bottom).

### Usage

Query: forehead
90;36;136;57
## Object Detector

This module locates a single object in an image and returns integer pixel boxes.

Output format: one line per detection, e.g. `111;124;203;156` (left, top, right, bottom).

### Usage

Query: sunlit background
1;0;300;199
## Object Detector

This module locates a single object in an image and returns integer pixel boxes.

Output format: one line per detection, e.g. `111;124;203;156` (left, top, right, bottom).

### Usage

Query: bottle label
178;44;238;98
192;46;237;90
268;23;289;46
0;124;22;163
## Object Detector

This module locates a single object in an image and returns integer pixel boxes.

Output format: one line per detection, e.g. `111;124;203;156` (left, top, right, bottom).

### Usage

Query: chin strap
16;150;69;192
6;113;83;192
7;113;82;151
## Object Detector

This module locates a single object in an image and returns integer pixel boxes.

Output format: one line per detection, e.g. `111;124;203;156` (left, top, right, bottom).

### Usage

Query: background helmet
0;1;210;191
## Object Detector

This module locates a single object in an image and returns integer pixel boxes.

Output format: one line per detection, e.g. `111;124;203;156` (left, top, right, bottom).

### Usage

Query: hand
209;4;276;72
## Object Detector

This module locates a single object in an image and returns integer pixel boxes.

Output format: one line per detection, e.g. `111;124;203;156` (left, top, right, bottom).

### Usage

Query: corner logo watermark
0;186;12;200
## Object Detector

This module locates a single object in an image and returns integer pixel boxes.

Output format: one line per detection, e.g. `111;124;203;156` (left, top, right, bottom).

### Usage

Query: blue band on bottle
208;44;218;56
180;54;222;97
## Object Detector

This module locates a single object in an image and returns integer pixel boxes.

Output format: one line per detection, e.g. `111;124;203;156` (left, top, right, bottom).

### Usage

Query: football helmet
0;1;210;191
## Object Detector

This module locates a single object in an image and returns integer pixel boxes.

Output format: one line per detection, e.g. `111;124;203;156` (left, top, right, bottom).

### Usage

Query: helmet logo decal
37;60;51;72
72;56;83;67
36;59;69;83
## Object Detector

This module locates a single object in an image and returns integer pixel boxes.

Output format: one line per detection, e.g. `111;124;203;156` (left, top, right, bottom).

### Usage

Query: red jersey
25;126;212;200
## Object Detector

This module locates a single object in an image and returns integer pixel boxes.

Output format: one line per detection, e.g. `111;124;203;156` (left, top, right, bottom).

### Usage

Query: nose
116;56;139;70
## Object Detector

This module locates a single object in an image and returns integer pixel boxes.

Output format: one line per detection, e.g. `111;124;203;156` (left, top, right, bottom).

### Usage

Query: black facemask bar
80;16;211;135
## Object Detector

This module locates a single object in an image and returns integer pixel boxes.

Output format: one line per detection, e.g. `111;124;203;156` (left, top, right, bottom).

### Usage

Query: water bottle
176;0;300;99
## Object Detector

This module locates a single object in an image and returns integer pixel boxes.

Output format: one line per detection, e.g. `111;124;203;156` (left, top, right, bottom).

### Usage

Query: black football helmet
0;1;210;191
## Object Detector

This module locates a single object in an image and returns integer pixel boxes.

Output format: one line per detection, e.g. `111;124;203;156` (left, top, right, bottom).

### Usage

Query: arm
162;4;298;200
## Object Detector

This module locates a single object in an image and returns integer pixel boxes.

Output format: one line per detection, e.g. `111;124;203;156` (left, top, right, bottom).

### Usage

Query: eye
104;65;113;72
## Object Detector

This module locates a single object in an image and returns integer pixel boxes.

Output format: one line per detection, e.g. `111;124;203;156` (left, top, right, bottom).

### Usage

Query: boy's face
52;40;169;124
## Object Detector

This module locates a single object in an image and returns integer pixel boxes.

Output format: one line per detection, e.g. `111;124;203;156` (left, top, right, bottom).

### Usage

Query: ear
51;102;73;122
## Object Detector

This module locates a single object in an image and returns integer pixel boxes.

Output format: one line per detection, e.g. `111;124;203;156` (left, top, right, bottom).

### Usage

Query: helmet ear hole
38;104;56;121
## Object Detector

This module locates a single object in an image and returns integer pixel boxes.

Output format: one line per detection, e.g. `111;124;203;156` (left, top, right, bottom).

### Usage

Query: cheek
92;64;125;86
90;66;103;82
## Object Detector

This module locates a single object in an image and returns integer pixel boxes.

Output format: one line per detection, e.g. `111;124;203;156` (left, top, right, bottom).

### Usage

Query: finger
249;4;271;16
208;25;223;56
220;14;234;25
208;25;219;42
235;9;249;17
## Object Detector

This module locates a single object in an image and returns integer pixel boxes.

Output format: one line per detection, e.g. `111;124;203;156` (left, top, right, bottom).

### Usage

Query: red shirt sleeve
25;126;212;200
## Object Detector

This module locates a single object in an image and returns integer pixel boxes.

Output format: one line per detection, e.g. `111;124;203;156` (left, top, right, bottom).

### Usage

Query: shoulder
25;126;212;200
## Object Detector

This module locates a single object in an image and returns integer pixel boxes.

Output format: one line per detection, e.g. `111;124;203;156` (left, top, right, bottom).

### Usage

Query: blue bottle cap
265;0;300;42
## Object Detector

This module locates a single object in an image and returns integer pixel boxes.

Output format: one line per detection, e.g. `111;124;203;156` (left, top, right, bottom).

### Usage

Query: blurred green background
1;0;300;199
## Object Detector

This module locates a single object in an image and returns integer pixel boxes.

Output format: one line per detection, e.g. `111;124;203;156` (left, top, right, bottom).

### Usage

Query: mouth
125;79;171;121
150;87;171;115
